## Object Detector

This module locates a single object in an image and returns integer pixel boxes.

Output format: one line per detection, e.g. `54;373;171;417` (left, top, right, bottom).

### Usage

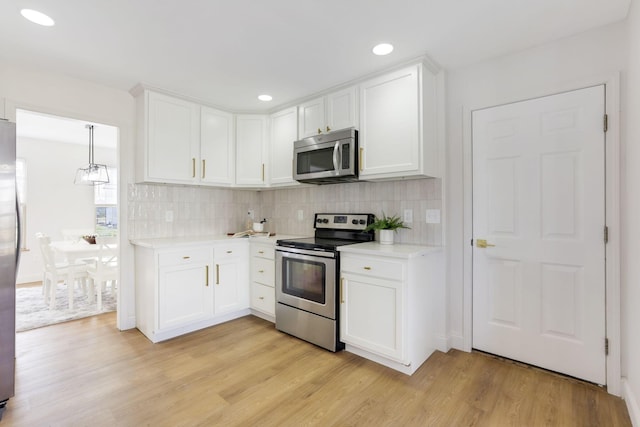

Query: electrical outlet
297;210;304;221
403;209;413;224
426;209;441;224
247;210;255;219
165;210;174;222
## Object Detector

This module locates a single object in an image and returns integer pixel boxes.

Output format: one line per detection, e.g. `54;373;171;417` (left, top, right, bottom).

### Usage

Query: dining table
50;239;118;309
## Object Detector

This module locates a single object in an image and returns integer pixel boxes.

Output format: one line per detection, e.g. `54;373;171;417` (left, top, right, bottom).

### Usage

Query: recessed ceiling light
20;9;55;26
258;94;273;102
372;43;394;56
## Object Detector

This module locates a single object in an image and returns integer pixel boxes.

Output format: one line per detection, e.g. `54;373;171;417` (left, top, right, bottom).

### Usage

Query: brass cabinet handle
182;256;190;260
476;239;496;248
261;163;265;181
340;277;345;303
364;266;372;270
326;126;331;132
226;250;232;254
258;269;264;273
202;159;206;179
216;264;220;284
205;265;209;286
258;296;264;300
317;128;322;134
192;158;196;178
359;148;364;172
258;250;264;254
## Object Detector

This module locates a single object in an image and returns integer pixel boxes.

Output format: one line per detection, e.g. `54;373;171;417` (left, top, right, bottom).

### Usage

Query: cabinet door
158;262;213;330
147;91;200;183
340;272;405;362
359;65;421;178
201;106;234;185
214;246;249;314
235;115;268;186
251;282;275;316
298;97;326;138
327;86;358;132
269;107;299;186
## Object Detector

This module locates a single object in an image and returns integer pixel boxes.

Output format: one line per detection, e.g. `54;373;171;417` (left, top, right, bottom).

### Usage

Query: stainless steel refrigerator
0;119;18;420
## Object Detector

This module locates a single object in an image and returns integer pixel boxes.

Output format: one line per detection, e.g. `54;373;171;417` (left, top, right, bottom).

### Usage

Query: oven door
275;246;336;319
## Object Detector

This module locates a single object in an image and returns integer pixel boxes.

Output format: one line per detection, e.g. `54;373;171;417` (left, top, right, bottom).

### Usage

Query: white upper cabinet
298;86;358;138
139;90;200;184
359;62;442;180
235;115;268;187
200;106;235;186
269;107;299;186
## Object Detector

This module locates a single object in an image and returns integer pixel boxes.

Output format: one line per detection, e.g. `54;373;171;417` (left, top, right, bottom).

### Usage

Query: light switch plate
403;209;413;224
426;209;441;224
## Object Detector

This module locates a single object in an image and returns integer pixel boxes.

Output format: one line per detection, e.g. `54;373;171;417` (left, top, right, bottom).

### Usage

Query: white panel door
472;85;606;384
327;86;358;132
269;107;298;186
298;97;326;138
200;106;234;185
235;115;267;186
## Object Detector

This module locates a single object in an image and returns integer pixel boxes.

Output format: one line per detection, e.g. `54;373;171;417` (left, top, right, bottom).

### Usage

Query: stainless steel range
275;213;374;351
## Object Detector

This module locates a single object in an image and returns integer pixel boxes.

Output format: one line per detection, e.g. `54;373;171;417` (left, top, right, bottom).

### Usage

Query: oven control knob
352;219;358;225
359;219;366;225
316;218;322;223
322;218;329;224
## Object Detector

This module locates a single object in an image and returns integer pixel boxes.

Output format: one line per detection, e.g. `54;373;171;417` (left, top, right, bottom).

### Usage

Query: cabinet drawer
158;247;211;267
251;244;274;260
341;255;405;281
251;257;274;286
215;244;247;261
251;282;275;316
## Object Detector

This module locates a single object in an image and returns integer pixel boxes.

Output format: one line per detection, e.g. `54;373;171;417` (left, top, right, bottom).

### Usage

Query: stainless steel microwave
293;128;358;184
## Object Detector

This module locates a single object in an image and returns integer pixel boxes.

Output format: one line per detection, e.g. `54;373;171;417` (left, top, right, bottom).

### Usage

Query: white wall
444;19;628;386
0;64;136;330
622;1;640;423
16;137;117;284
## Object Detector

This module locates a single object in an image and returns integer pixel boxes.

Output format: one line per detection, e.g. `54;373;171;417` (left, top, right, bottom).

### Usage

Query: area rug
16;284;116;332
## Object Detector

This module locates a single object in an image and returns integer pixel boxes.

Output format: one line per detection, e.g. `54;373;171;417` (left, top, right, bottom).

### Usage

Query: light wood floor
3;313;631;426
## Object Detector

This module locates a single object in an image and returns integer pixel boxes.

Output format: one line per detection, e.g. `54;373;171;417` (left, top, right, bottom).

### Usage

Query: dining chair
35;233;89;310
86;236;118;311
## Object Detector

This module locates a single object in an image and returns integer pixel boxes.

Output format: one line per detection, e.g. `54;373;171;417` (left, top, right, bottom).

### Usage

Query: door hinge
603;114;608;133
604;226;609;244
605;338;609;356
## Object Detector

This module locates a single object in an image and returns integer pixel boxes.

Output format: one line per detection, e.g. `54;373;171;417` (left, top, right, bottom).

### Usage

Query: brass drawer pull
182;256;191;260
364;266;372;270
205;265;209;286
216;264;220;285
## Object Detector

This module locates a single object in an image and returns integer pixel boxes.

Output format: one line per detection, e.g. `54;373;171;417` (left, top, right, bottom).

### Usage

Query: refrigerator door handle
15;192;21;274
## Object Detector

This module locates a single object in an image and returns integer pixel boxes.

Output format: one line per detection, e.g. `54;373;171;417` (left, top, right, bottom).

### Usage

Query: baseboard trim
622;378;640;427
449;333;466;351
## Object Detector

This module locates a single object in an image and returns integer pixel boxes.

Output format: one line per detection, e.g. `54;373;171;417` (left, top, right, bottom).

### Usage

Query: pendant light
74;124;110;185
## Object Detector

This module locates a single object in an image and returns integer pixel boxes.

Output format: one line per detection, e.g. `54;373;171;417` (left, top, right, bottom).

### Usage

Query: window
95;167;117;236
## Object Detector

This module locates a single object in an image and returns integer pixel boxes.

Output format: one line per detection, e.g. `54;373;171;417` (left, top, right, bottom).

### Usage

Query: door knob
476;239;495;248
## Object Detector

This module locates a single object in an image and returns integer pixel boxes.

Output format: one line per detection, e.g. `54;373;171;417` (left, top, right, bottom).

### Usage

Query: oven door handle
276;246;336;259
332;142;340;174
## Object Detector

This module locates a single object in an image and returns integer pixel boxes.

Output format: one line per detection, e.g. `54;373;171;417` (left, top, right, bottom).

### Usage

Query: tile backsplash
128;178;442;245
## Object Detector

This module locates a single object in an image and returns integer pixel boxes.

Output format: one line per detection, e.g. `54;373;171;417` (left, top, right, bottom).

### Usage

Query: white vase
379;229;394;245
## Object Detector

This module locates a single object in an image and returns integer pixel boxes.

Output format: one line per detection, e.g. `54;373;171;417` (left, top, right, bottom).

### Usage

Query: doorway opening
14;109;119;332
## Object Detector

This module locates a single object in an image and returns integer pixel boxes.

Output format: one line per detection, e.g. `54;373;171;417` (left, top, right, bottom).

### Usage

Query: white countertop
338;242;442;259
130;234;301;249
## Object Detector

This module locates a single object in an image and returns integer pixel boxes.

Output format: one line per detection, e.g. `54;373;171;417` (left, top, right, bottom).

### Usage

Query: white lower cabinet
158;248;213;330
134;241;250;343
341;272;404;362
249;242;276;320
339;247;439;375
213;242;249;315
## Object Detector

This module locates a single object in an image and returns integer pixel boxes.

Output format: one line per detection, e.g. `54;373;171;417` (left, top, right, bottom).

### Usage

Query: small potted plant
365;212;410;245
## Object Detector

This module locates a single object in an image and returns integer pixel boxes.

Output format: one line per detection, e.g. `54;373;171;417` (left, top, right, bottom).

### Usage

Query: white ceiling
0;0;631;113
16;109;118;148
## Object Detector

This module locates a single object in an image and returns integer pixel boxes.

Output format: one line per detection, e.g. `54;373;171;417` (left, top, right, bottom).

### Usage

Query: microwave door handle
332;142;340;175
